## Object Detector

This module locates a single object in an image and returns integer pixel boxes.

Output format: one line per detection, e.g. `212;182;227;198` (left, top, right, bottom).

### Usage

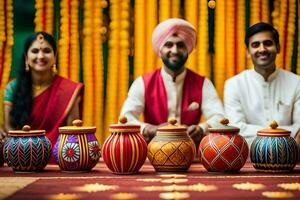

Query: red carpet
0;160;299;199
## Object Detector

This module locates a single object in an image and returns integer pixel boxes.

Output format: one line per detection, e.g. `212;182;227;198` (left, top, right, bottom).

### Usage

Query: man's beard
161;54;188;72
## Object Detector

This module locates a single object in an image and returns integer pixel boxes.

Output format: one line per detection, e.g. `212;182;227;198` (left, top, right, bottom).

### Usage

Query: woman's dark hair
10;32;57;129
245;22;279;47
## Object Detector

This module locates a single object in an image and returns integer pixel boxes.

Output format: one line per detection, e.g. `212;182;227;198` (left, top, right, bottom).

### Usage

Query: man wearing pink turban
121;18;224;148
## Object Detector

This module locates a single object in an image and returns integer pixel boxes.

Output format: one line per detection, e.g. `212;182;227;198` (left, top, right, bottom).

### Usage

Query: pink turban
152;18;196;56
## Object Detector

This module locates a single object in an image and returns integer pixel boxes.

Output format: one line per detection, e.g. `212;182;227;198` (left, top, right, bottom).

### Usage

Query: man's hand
187;125;204;148
142;124;158;143
142;123;168;143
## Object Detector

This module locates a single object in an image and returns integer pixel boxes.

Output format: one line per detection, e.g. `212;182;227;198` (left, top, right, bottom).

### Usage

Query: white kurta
224;68;300;145
120;67;225;133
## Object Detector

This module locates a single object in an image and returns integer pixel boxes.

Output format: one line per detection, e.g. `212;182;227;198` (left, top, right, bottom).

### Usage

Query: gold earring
25;63;30;71
52;64;57;74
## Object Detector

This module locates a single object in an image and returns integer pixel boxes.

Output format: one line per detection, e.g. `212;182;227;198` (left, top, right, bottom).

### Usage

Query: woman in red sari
1;32;83;149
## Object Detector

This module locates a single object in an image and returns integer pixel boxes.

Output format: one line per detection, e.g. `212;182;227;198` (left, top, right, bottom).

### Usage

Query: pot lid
157;118;187;132
257;120;290;136
208;118;240;133
8;125;45;136
59;119;96;133
109;116;140;132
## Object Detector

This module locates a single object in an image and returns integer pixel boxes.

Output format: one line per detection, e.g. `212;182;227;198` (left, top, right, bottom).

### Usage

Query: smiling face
247;31;280;71
25;39;56;73
160;35;188;73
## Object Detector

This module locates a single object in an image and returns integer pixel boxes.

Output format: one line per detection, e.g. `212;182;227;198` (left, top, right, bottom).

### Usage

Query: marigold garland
145;0;157;73
197;0;209;77
69;0;79;81
105;0;131;138
34;0;53;34
261;0;269;23
59;0;70;77
1;0;13;88
250;0;260;25
133;0;145;78
185;0;198;73
105;0;120;133
284;0;296;72
82;0;105;142
159;0;171;22
236;0;246;73
0;0;13;125
0;0;5;42
225;0;236;78
171;0;180;18
214;0;226;97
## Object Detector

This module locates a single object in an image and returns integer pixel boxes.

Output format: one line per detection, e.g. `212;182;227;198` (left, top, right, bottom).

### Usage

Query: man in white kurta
224;22;300;146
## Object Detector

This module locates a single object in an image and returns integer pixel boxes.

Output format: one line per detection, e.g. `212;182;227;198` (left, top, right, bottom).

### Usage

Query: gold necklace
32;81;52;93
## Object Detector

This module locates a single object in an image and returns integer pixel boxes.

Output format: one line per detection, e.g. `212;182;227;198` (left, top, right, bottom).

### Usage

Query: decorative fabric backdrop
0;0;299;143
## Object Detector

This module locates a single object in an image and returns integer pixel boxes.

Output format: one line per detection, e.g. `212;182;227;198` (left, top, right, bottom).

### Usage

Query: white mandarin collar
161;66;187;83
252;68;279;82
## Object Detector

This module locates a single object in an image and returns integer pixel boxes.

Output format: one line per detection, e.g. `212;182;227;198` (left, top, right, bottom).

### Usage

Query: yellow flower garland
105;0;121;135
250;0;260;25
225;0;235;78
159;0;171;22
215;0;226;97
69;0;79;81
82;0;105;142
285;0;296;72
0;0;5;42
1;0;13;88
185;0;198;73
236;0;246;73
0;0;13;125
34;0;53;34
171;0;180;18
59;0;69;77
133;0;145;78
197;0;209;77
145;0;157;73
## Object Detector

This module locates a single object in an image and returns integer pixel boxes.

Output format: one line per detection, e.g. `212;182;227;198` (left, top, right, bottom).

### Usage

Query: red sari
30;75;83;147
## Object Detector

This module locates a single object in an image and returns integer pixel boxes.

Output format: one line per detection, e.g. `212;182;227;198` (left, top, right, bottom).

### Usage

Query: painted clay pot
250;120;299;172
3;125;52;172
54;119;101;171
147;118;196;172
102;116;147;174
199;118;249;172
0;141;3;167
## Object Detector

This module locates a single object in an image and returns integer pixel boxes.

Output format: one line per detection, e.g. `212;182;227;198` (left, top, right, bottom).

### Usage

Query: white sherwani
224;68;300;145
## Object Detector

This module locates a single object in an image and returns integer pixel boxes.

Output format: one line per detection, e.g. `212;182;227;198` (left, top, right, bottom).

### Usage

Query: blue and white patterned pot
3;125;52;172
250;121;299;172
53;119;101;171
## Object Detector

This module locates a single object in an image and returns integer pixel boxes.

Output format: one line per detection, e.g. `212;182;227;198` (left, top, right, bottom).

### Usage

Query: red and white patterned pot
199;118;249;172
102;116;147;174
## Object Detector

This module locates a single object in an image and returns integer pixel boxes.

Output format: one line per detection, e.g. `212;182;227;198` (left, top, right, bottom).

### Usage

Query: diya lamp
54;119;101;172
3;125;52;172
250;120;299;172
102;116;147;174
147;118;196;172
199;118;249;172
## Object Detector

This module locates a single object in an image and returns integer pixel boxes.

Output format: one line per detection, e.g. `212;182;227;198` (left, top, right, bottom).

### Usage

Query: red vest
143;68;205;126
